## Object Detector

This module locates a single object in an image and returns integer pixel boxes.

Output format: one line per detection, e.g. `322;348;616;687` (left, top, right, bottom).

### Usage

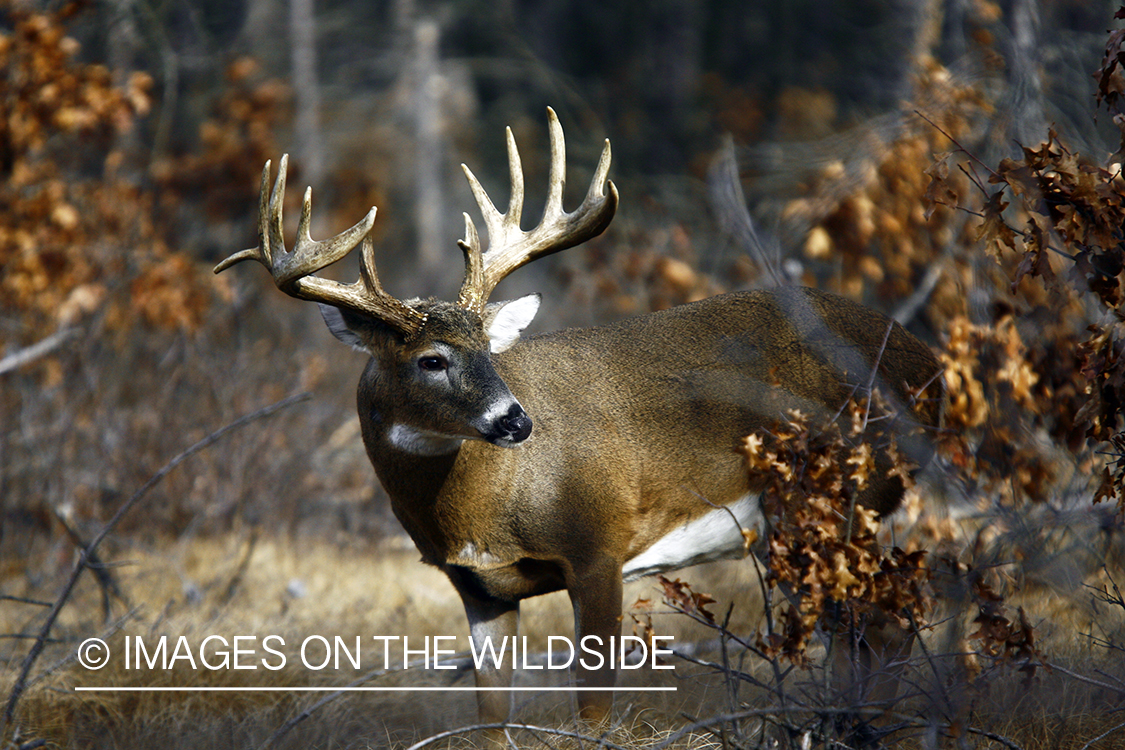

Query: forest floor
3;501;1125;749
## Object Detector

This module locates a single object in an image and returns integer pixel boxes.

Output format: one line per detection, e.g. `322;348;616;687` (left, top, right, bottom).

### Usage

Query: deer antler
214;155;427;337
457;108;618;313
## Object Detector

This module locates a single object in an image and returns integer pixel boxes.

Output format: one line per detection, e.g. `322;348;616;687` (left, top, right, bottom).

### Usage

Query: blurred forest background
5;0;1122;540
4;0;1125;747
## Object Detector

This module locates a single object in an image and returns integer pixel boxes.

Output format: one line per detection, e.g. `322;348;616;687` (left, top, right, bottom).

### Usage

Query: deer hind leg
566;556;624;727
832;608;915;728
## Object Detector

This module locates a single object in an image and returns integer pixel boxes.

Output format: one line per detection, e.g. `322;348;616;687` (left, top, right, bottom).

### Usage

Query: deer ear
483;294;541;353
319;303;376;353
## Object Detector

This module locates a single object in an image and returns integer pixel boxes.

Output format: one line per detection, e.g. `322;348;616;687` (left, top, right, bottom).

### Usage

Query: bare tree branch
0;328;80;376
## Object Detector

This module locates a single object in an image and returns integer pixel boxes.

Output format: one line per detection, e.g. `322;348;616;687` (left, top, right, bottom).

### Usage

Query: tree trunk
1008;0;1046;144
289;0;323;188
413;20;445;280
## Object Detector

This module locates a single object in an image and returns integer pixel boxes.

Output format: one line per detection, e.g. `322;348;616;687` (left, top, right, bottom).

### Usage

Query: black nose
498;405;533;442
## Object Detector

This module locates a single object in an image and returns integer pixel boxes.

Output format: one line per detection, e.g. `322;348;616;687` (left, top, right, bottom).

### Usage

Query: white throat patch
386;424;464;456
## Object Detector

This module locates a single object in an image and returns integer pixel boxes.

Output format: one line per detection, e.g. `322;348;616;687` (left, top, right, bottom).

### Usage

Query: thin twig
52;506;130;622
0;392;311;738
668;646;791;697
914;109;999;179
717;601;743;747
707;134;785;287
860;320;896;433
837;319;896;546
1046;661;1125;696
219;529;260;605
917;108;1079;263
0;596;52;608
903;608;956;719
1078;718;1125;750
27;608;139;691
957;161;993;200
254;664;401;750
936;722;1025;750
403;722;633;750
892;262;944;327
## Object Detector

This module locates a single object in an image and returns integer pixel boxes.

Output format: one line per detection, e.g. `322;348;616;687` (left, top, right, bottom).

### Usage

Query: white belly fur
622;494;763;582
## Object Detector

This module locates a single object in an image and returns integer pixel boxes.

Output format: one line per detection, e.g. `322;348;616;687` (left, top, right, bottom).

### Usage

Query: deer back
498;286;941;514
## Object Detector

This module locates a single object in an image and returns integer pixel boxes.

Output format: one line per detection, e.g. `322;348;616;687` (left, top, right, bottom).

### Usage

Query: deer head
215;108;618;452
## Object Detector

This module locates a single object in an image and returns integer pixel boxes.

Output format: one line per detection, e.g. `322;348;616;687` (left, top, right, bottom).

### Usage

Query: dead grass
1;528;774;748
3;513;1124;749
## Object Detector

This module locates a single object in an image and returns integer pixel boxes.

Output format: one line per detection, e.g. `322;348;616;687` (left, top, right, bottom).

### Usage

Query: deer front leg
452;575;520;728
567;557;624;726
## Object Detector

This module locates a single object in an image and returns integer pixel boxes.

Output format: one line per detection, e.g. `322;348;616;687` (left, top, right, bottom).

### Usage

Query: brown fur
342;286;944;726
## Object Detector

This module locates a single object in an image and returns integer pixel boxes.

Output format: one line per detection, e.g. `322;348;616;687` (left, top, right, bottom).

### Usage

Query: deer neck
366;437;517;565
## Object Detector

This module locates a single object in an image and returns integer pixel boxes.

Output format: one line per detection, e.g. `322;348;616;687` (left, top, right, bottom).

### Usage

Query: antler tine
542;107;566;224
459;125;525;257
214;159;276;273
455;127;525;310
268;154;287;268
586;137;614;209
456;107;619;313
214;156;426;337
456;213;485;309
505;126;526;233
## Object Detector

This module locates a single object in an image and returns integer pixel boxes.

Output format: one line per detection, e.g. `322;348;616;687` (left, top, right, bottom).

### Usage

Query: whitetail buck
216;108;943;731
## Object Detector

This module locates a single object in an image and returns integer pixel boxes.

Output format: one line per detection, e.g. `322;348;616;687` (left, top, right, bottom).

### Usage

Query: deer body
365;288;939;576
327;286;941;723
216;109;943;729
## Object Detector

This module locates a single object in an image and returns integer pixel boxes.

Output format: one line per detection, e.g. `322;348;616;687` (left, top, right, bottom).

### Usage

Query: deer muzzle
490;403;533;445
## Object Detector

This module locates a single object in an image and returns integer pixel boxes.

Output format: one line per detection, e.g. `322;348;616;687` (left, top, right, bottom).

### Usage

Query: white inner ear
319;303;367;353
485;294;541;353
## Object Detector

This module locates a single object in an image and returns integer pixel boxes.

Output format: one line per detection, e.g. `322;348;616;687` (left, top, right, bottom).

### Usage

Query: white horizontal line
74;686;676;692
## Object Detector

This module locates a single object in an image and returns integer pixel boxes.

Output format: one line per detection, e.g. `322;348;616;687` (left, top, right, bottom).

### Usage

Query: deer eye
418;355;448;372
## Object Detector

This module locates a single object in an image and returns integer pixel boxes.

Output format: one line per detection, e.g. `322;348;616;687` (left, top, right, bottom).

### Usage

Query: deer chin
486;432;531;448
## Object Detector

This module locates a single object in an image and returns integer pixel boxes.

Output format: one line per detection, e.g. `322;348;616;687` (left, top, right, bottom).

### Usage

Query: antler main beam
457;108;618;313
214;155;427;337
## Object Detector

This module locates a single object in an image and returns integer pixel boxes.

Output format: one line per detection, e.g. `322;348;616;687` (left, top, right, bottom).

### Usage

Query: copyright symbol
78;638;109;670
